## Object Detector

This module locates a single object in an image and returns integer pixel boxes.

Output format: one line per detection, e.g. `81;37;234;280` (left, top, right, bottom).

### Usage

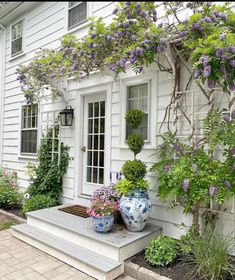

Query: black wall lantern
59;105;74;126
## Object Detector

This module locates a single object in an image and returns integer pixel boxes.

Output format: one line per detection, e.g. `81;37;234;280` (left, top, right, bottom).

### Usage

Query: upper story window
21;104;38;155
11;20;23;57
126;83;149;141
68;2;87;29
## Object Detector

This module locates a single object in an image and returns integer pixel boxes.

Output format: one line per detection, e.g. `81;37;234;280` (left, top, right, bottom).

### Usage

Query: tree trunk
192;201;200;235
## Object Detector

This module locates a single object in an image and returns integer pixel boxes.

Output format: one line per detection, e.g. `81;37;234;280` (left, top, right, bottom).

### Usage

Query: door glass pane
88;135;93;149
87;167;92;182
93;151;98;167
94;135;98;150
100;118;105;133
94;118;99;133
93;168;98;183
99;152;104;167
94;102;99;117
99;135;104;150
88;119;93;133
100;101;105;116
88;103;93;118
99;168;104;184
87;151;92;166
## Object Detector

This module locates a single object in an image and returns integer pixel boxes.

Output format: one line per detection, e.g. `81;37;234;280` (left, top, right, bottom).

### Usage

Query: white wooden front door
82;93;106;195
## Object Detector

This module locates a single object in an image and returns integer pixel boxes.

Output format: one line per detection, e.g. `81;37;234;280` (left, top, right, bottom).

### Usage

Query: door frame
74;82;112;202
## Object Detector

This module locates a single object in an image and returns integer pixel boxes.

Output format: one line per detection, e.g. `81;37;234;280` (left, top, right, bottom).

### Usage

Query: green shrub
182;230;235;280
145;234;177;267
122;160;147;183
0;186;23;209
127;134;144;157
125;109;145;128
21;194;59;216
27;123;70;200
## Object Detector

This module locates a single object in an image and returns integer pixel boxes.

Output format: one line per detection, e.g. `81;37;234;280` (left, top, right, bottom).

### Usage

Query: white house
0;0;235;262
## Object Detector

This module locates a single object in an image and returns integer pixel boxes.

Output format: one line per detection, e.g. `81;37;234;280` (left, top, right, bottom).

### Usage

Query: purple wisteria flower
183;179;189;192
215;48;224;57
230;60;235;68
220;13;227;20
224;180;231;188
112;8;118;14
209;186;217;197
194;68;201;79
208;80;215;89
229;83;235;92
228;46;235;54
204;16;212;23
223;115;231;122
180;31;187;38
204;65;211;77
164;165;172;173
199;55;209;66
175;144;181;153
220;33;227;41
140;10;147;18
231;110;235;119
213;10;220;17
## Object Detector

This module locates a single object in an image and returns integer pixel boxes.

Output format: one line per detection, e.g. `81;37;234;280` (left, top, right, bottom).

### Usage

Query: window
68;2;87;29
21;104;38;154
11;20;23;57
126;83;149;141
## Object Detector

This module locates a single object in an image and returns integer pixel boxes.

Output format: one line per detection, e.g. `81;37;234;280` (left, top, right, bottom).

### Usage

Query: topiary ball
122;160;147;183
125;109;145;128
127;134;144;156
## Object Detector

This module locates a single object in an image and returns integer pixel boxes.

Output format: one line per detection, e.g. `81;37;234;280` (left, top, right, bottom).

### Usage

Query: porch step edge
12;223;123;278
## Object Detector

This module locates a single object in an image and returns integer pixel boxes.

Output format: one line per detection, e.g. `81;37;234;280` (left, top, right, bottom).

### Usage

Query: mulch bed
131;251;202;280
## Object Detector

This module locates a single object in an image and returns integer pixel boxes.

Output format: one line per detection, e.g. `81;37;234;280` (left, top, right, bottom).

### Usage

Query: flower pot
91;215;114;233
119;189;152;232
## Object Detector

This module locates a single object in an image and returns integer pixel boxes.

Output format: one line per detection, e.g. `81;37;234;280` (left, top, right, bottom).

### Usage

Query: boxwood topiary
122;160;147;183
125;109;145;128
127;134;144;158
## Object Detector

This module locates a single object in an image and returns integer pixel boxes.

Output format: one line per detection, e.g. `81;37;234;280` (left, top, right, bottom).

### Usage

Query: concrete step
26;206;162;262
12;224;123;280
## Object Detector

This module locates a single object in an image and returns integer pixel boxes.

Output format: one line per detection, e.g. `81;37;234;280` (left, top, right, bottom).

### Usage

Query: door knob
81;146;86;152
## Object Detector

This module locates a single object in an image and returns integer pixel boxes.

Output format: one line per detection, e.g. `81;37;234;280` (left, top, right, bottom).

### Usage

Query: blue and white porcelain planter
119;189;152;232
91;215;114;233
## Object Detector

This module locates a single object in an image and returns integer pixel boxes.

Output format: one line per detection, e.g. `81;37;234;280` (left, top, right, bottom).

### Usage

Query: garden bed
0;212;20;230
131;251;202;280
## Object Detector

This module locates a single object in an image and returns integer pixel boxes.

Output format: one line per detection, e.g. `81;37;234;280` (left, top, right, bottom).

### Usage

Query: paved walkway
0;229;135;280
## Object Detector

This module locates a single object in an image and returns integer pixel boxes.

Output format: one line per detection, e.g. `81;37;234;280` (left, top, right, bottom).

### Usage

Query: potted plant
115;109;152;232
87;186;120;233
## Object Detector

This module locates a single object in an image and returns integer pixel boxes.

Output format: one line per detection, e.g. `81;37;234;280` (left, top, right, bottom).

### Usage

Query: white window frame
67;2;90;31
120;73;157;149
18;102;40;159
10;18;25;59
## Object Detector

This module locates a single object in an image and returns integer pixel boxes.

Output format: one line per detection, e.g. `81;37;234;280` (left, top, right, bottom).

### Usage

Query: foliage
0;220;16;231
125;109;145;129
90;185;120;203
145;234;177;267
26;122;70;200
127;134;144;158
16;2;235;104
21;194;58;216
122;160;147;183
151;111;235;230
0;186;23;209
182;229;235;280
115;178;149;195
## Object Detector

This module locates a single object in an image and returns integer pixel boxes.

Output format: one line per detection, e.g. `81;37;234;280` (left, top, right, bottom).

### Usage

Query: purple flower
229;84;235;92
175;144;181;152
112;8;118;14
209;186;217;197
183;179;189;192
153;15;157;22
205;16;212;23
228;46;235;54
214;10;220;17
194;68;201;79
220;13;227;20
193;22;201;31
136;2;141;9
180;31;187;38
223;115;231;122
220;33;226;41
204;65;211;78
164;165;172;173
207;80;215;89
224;180;231;188
230;60;235;68
152;9;157;15
199;55;209;66
231;110;235;119
140;10;147;18
215;48;224;57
